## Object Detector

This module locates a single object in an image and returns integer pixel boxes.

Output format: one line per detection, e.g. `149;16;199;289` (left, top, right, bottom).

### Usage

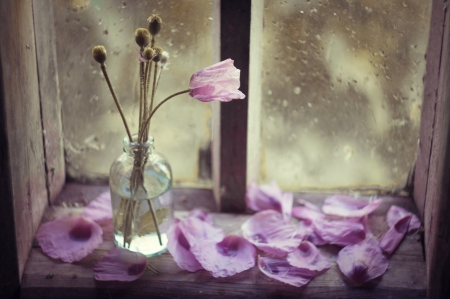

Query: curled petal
322;195;382;218
179;216;224;245
82;191;113;223
189;59;245;102
292;206;324;222
296;220;327;246
314;217;366;247
380;215;412;255
287;241;331;272
36;216;103;263
93;247;147;281
246;181;293;220
386;205;421;232
337;239;389;286
258;256;316;287
191;235;256;277
166;220;203;272
242;210;302;256
188;208;213;224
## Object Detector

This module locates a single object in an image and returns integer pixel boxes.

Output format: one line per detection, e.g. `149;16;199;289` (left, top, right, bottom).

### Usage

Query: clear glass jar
109;135;173;256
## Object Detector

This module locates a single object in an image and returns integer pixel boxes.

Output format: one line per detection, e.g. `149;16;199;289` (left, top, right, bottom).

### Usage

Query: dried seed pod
152;46;164;62
135;28;150;47
142;47;155;61
160;51;169;67
147;14;162;36
92;45;107;64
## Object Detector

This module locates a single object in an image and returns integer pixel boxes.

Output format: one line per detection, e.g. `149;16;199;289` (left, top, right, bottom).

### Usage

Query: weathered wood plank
21;195;425;298
32;0;65;203
219;0;251;213
0;0;49;295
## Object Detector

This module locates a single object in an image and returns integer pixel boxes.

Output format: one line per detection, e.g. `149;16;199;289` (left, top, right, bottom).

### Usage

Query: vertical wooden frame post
219;0;251;212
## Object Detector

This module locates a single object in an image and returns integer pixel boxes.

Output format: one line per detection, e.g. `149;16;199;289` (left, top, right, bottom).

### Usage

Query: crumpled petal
191;235;256;277
296;220;327;246
322;195;382;218
189;59;246;102
287;241;331;272
313;217;366;247
258;256;316;287
179;216;224;245
242;210;302;256
82;191;113;223
292;205;324;222
337;239;389;286
380;214;412;255
166;219;203;272
386;205;420;232
36;216;103;263
188;208;214;224
246;181;293;220
93;247;147;281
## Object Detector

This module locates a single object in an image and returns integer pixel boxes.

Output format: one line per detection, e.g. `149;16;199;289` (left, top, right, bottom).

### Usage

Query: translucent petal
380;214;412;255
258;256;316;287
82;191;113;223
386;205;421;232
322;195;382;218
191;235;256;277
337;239;389;286
287;241;331;272
36;216;103;263
179;216;224;245
296;220;327;246
313;217;366;247
292;206;324;222
93;247;147;281
188;208;213;224
242;210;302;256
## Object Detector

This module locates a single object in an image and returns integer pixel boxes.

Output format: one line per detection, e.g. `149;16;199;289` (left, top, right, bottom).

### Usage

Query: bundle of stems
92;15;190;249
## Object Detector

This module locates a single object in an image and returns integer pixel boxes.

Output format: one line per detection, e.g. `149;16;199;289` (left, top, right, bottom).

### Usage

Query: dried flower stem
147;63;159;133
147;199;162;245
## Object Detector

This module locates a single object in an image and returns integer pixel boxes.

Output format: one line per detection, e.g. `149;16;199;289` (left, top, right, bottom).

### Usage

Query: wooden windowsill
20;184;426;298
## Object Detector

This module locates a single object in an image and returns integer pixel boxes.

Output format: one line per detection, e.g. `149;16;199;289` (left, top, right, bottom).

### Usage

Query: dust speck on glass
54;0;214;188
260;0;431;192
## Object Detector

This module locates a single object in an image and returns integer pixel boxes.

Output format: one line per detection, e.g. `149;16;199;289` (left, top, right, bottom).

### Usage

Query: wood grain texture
220;0;250;213
0;0;49;291
423;2;450;298
32;0;65;203
21;192;425;298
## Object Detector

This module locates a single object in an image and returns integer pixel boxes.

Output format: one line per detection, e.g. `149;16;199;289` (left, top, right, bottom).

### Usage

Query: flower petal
191;235;256;277
292;205;324;222
258;256;316;287
313;217;366;247
82;191;113;223
322;195;382;218
188;208;214;224
242;210;302;256
386;205;420;232
166;220;203;272
380;214;412;255
296;220;327;246
336;239;389;286
246;181;293;220
287;241;331;272
179;216;224;245
36;216;103;263
93;247;147;281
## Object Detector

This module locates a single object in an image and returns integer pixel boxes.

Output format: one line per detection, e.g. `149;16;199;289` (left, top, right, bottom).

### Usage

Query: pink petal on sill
188;208;214;224
322;195;382;218
313;217;366;247
245;180;293;221
36;216;103;263
93;247;147;281
296;220;327;246
336;239;389;286
258;256;316;287
287;241;331;272
292;206;325;222
179;216;224;245
380;214;412;255
386;205;420;232
191;235;256;277
242;210;302;256
166;220;203;272
82;191;113;223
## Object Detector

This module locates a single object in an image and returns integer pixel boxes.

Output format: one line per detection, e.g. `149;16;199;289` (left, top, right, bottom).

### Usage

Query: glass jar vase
109;134;173;256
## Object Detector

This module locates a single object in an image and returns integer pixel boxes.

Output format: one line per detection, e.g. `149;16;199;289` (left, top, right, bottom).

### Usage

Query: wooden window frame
0;0;448;297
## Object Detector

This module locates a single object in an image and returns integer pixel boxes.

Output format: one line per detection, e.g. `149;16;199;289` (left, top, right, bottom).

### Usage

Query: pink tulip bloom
189;59;245;102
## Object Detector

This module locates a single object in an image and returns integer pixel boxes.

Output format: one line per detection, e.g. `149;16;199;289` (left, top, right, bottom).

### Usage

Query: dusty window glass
260;0;431;192
54;0;214;188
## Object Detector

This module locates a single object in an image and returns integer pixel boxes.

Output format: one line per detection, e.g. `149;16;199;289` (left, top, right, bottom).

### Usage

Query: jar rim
123;134;154;147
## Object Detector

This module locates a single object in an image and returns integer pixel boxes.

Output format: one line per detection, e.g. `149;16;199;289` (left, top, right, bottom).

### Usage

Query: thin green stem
100;64;133;142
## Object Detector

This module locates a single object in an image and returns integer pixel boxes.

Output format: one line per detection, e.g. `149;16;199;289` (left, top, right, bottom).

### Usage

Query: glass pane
54;0;214;188
260;0;431;192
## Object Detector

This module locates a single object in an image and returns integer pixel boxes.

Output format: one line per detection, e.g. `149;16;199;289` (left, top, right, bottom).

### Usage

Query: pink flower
93;247;147;281
36;216;103;263
189;59;246;102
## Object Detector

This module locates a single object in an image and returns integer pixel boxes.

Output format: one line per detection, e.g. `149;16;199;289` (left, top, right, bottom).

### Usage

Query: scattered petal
82;191;113;223
258;256;316;287
287;241;331;272
246;181;293;220
179;216;224;245
191;235;256;277
188;208;213;224
386;205;420;232
380;214;412;255
292;206;324;222
189;59;246;102
314;217;366;247
36;216;103;263
166;220;203;272
337;239;389;286
93;247;147;281
242;210;302;256
322;195;382;218
296;220;327;246
297;199;321;211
